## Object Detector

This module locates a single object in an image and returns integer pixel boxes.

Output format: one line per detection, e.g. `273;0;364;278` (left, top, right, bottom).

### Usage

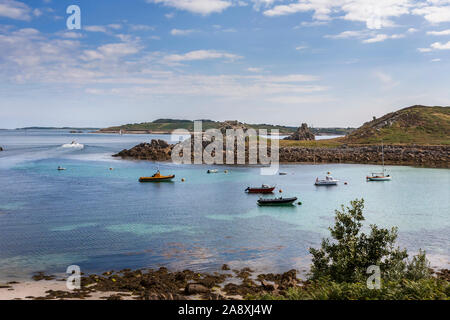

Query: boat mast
381;142;385;174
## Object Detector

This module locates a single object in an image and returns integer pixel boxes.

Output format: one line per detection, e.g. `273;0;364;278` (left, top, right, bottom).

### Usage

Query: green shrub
253;278;449;300
309;199;431;283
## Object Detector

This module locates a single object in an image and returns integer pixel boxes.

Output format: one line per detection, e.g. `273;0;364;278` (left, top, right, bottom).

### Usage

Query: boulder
184;283;210;295
284;123;315;141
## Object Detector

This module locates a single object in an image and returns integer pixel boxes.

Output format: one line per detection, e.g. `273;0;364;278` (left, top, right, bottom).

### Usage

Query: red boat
245;185;275;194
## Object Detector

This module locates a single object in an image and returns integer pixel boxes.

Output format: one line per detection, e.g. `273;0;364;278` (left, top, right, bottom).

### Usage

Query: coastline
113;140;450;169
2;267;448;300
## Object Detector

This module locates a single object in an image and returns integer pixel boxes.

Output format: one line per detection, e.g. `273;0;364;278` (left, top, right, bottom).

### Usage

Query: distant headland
112;105;450;168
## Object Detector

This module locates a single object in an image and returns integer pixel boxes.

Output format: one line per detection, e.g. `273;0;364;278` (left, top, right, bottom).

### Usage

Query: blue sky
0;0;449;128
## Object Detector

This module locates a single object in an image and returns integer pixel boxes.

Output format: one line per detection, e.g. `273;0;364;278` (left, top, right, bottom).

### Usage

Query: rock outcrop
284;123;315;141
218;120;248;134
113;138;449;168
113;139;173;161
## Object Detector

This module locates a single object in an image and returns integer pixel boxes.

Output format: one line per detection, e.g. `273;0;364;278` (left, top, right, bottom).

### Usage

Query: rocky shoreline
113;139;449;168
1;267;448;300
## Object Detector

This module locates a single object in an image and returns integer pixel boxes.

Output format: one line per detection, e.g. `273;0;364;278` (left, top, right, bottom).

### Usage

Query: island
112;105;449;168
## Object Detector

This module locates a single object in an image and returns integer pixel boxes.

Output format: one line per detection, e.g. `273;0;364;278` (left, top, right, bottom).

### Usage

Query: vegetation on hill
250;199;449;300
99;119;353;136
345;105;450;145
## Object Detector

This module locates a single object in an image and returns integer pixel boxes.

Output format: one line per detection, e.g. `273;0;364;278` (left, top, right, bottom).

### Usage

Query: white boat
367;143;391;181
207;169;218;173
315;175;339;186
366;174;391;181
57;166;66;171
61;140;84;149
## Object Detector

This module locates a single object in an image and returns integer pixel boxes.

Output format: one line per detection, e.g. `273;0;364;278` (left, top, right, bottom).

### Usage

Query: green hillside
345;105;450;145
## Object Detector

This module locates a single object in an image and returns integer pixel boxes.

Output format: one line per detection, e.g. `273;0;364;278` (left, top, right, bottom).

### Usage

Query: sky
0;0;450;129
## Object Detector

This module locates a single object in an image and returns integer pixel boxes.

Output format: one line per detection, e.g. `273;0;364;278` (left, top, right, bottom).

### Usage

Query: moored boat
315;175;338;186
366;174;391;181
207;169;218;173
257;196;297;206
139;171;175;182
245;185;275;194
367;142;391;182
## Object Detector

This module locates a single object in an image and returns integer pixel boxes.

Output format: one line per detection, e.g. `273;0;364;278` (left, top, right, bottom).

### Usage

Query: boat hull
315;181;338;186
257;197;297;206
139;175;175;182
245;187;275;194
366;176;391;181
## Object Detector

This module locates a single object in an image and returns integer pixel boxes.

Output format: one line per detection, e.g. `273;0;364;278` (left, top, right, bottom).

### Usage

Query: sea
0;129;448;280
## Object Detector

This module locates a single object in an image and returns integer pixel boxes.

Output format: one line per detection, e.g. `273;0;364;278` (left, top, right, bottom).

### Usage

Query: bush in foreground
249;199;448;300
254;278;449;300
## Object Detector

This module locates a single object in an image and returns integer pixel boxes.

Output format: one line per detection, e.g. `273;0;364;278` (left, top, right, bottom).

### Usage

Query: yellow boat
139;171;175;182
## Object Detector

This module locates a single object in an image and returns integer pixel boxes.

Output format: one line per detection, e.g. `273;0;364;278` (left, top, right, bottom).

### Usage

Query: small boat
57;166;66;171
315;175;338;186
367;142;391;182
245;185;275;194
139;171;175;182
279;172;287;175
257;196;297;206
61;140;84;149
207;169;218;173
366;174;391;181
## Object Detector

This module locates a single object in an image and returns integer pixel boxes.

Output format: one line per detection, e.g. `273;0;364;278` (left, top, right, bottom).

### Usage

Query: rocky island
112;106;449;168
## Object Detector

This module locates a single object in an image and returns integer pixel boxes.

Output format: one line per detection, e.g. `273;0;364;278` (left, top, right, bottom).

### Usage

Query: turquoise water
0;129;449;280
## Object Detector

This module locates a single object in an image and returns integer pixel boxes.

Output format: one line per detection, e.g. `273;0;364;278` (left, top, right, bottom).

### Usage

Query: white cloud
373;70;398;87
419;40;450;52
33;8;42;17
84;25;108;33
0;23;329;106
326;30;404;43
251;0;277;11
264;74;320;82
427;29;450;35
413;4;450;24
170;28;196;36
247;67;263;72
129;24;155;31
295;45;308;51
164;50;242;62
108;24;122;30
325;30;370;39
148;0;232;15
0;0;31;20
82;42;141;61
431;41;450;50
363;33;404;43
263;0;412;29
407;27;418;33
363;34;389;43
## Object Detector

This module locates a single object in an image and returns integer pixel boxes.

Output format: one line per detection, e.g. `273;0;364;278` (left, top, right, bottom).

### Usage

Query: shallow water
0;129;448;280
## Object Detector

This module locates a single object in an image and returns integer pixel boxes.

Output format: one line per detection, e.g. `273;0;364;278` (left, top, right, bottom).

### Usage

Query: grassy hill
99;119;353;136
278;105;449;147
344;105;450;145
